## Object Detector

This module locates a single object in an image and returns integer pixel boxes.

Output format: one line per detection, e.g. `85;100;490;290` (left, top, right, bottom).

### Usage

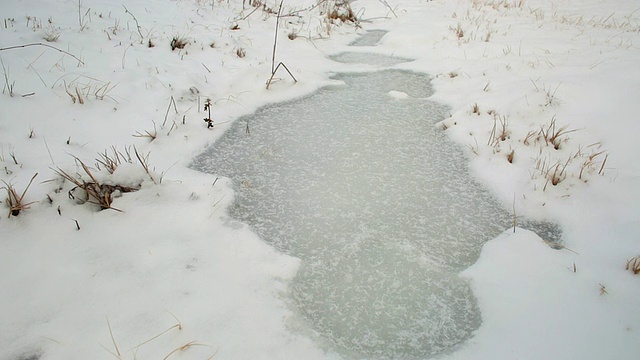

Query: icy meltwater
192;32;556;358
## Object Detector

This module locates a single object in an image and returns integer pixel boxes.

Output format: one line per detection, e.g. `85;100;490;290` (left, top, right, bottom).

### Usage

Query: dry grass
523;129;537;145
543;157;571;190
455;24;464;39
170;36;188;51
540;116;578;150
95;146;128;174
58;77;118;104
133;146;158;184
328;1;357;23
1;173;38;217
531;153;572;190
488;114;509;146
133;122;158;141
54;158;138;211
43;28;60;42
626;256;640;275
102;314;216;360
471;103;480;115
578;147;607;180
599;283;608;295
1;57;15;97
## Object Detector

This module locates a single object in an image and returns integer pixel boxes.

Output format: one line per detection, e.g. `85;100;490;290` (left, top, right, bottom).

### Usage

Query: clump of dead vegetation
54;147;157;211
1;173;38;217
170;36;188;51
626;256;640;275
327;0;357;23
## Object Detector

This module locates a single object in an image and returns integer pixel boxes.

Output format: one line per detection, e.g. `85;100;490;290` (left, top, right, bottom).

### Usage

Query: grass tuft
539;116;578;150
133;122;158;142
471;103;480;115
507;149;515;163
170;36;188;51
626;256;640;275
54;157;138;211
328;1;357;23
1;173;38;217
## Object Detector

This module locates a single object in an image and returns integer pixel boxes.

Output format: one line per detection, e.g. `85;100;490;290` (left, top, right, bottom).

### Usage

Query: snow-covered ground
1;0;638;359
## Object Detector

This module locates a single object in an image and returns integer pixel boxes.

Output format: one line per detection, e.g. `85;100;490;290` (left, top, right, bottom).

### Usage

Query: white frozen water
191;31;561;359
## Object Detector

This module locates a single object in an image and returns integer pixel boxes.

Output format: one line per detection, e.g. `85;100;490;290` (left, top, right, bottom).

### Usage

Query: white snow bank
455;228;640;359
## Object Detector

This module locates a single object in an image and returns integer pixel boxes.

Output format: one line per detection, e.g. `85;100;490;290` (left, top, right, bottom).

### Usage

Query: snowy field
1;0;639;359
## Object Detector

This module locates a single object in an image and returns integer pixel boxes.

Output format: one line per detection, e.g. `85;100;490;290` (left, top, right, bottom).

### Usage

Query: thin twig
271;0;285;74
163;96;178;127
106;317;121;357
266;62;297;89
0;43;84;64
378;0;398;18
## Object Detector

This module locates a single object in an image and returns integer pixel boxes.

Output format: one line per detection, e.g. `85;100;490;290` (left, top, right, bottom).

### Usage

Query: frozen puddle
191;31;559;358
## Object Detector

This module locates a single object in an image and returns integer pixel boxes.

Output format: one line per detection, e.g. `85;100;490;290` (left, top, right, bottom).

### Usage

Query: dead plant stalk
2;173;38;217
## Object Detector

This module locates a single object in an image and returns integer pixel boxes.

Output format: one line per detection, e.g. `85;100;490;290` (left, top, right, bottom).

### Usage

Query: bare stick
271;0;285;74
123;5;144;40
598;154;608;175
163;96;178;127
378;0;398;18
43;137;56;165
0;43;84;65
266;62;297;89
238;4;262;21
106;317;121;357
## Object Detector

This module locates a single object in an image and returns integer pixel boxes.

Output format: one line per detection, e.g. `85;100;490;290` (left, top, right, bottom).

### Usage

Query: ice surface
331;52;411;67
191;68;512;358
191;33;562;358
349;30;388;46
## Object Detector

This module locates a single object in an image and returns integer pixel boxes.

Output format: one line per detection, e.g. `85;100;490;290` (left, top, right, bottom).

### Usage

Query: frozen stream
191;31;559;358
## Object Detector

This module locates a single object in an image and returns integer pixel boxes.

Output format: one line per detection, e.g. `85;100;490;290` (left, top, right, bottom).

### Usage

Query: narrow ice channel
191;31;559;359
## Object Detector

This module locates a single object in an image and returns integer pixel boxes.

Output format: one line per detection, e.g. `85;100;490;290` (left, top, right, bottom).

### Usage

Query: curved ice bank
191;68;525;358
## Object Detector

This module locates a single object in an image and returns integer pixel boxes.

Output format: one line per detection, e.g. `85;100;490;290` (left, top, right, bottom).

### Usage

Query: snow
1;0;639;359
387;90;408;99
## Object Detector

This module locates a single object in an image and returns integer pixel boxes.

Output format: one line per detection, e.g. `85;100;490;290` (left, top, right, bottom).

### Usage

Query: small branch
266;62;297;89
0;43;84;65
105;317;121;357
271;0;285;74
378;0;398;18
237;4;262;21
123;5;144;40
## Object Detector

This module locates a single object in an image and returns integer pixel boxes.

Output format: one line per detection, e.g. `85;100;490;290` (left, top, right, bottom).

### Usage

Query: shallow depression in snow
191;31;558;359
